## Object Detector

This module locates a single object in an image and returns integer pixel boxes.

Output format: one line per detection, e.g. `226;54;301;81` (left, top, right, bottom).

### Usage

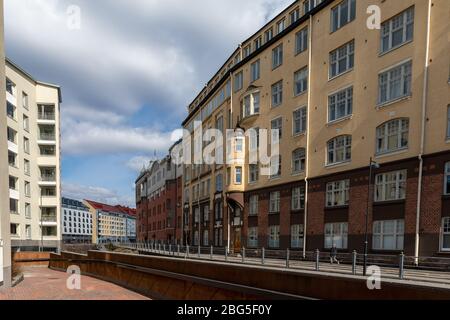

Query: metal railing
40;174;56;182
38;112;56;120
39;133;56;141
41;215;57;222
112;243;450;282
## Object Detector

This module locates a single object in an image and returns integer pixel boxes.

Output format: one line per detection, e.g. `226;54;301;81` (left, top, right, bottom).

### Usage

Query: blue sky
4;0;292;207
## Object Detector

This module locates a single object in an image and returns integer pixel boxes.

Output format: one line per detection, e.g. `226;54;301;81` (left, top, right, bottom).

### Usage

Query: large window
249;164;259;183
242;92;260;118
329;40;354;78
376;118;409;154
293;107;307;135
378;60;412;105
325;222;348;249
445;162;450;195
294;67;308;96
292;186;305;210
295;27;308;55
248;227;258;248
441;217;450;251
249;195;259;216
375;170;407;202
234;71;243;92
326;180;350;207
269;191;280;213
268;225;280;248
271;80;283;107
381;7;414;53
292;148;306;174
291;224;304;248
331;0;356;32
373;220;404;251
272;44;283;69
327;135;352;165
251;60;260;82
328;87;353;122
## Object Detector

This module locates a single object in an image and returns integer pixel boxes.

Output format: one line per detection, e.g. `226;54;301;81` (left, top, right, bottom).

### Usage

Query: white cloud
62;182;135;207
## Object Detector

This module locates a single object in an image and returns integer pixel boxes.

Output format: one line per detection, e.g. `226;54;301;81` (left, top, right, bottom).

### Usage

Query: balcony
39;168;57;186
38;124;57;144
39;133;56;141
40;215;57;223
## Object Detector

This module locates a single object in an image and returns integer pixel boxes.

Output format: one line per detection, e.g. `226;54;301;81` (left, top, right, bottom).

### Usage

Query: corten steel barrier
49;250;450;300
115;242;450;281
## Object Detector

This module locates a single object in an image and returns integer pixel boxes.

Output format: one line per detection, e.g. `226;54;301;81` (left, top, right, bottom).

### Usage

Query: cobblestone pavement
0;266;150;300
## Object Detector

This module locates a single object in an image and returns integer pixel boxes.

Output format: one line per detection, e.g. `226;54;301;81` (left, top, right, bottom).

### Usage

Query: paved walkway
0;266;149;300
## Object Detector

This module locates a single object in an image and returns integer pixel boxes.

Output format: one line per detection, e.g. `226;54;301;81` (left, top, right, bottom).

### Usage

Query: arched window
376;118;409;154
327;135;352;165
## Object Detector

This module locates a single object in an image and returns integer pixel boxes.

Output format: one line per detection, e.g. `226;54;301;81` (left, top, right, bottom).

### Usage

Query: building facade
84;200;136;244
136;141;183;244
179;0;450;258
6;58;62;252
61;197;93;243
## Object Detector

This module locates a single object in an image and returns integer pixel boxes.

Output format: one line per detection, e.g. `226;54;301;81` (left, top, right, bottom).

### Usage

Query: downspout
227;70;234;252
414;0;432;264
303;15;313;259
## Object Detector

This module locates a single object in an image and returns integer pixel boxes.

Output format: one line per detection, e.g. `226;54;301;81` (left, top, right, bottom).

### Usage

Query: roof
84;200;136;216
5;57;63;103
62;197;90;210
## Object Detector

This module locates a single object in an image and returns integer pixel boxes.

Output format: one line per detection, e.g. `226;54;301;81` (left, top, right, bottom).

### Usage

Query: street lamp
363;157;380;276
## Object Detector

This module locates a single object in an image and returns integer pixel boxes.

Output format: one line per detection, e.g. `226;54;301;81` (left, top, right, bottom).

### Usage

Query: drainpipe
227;70;234;252
414;0;432;265
303;15;313;259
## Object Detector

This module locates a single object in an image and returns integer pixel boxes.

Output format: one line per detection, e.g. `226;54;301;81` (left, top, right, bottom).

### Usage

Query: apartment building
136;141;183;244
61;197;93;243
84;200;136;244
5;58;62;252
180;0;450;257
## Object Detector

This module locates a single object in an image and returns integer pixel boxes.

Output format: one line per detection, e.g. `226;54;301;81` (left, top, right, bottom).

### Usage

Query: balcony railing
40;174;56;182
39;133;56;141
41;215;57;222
38;112;56;120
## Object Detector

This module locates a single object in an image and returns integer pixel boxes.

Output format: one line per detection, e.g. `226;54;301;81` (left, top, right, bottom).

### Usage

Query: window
378;60;412;105
294;67;308;96
248;227;258;248
249;195;259;216
249;127;260;151
22;92;29;109
203;230;209;246
214;201;223;221
376;118;409;154
272;44;283;69
24;137;30;154
7;127;16;143
295;27;308;55
441;217;450;251
292;148;306;174
331;0;356;32
235;167;242;185
327;135;352;165
381;7;414;53
6;78;15;95
444;162;450;195
270;155;282;178
254;37;262;50
9;176;17;190
373;220;404;250
193;231;199;246
243;45;251;58
234;71;243;92
242;92;260;118
7;101;16;119
249;164;259;183
329;40;354;78
291;225;304;248
271;81;283;107
10;198;18;214
269;191;280;213
268;225;280;248
10;224;19;237
303;0;317;13
446;106;450;139
24;181;31;197
265;28;273;42
276;19;285;34
375;170;407;202
271;117;283;141
326;180;350;207
23;115;29;132
292;186;305;210
8;151;17;167
216;174;223;192
235;137;243;152
250;60;260;82
290;8;300;24
325;222;348;249
293;107;307;135
328;87;353;122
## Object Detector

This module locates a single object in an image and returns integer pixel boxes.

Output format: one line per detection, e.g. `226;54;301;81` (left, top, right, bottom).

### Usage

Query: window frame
269;191;281;213
291;224;304;249
327;135;352;165
234;71;243;92
444;162;450;196
330;0;356;33
328;86;353;123
324;222;348;249
271;81;283;108
291;186;305;211
380;6;414;54
441;217;450;252
268;225;280;248
295;27;308;55
248;227;258;248
378;60;412;105
376;118;409;155
293;106;307;136
329;40;355;79
374;170;407;202
272;44;283;70
326;179;350;207
292;148;306;174
250;59;260;82
372;219;405;251
294;67;308;96
249;195;259;216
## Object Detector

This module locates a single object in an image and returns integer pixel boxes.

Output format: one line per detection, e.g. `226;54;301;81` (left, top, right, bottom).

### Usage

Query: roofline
6;57;63;103
182;0;333;126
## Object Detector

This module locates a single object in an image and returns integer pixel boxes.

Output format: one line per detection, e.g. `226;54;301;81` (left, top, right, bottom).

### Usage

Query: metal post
315;249;320;271
242;247;246;264
177;244;180;257
198;245;201;258
286;249;290;268
262;247;265;265
352;250;357;275
225;246;228;262
186;245;190;258
399;252;405;280
163;244;166;254
210;246;213;260
169;244;172;255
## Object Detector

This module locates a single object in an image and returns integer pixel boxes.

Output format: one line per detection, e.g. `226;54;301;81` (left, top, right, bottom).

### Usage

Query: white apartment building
61;197;93;243
6;58;62;252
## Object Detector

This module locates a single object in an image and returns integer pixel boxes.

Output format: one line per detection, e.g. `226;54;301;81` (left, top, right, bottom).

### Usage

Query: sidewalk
0;266;150;300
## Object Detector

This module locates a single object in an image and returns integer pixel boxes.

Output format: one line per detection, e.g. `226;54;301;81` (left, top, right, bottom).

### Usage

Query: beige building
180;0;450;258
6;58;62;252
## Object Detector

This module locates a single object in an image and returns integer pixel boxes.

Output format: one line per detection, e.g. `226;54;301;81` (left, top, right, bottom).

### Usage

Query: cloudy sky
4;0;292;207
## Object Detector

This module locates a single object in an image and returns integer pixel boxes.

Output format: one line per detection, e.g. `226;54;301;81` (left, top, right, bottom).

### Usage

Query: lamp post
363;158;380;276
